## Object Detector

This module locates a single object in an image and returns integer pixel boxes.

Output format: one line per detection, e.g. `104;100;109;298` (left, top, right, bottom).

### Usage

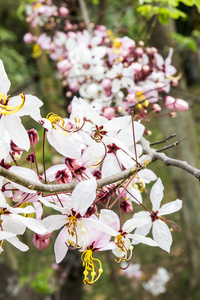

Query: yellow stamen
81;249;103;284
19;203;35;218
32;44;42;59
46;113;83;135
114;234;133;263
0;92;25;115
113;38;122;54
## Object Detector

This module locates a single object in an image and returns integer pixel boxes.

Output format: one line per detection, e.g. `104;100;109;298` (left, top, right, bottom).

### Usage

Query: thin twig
150;133;176;146
156;137;187;152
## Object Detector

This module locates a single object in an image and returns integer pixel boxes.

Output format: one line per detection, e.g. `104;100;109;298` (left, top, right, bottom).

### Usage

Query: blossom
133;178;182;252
41;178;116;263
99;209;158;262
0;59;43;161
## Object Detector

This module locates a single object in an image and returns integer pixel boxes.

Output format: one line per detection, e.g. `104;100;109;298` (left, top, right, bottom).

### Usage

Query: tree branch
1;137;200;194
78;0;92;34
139;137;200;180
0;166;136;193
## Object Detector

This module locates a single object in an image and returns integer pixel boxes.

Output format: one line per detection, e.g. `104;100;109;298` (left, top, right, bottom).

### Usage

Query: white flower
133;178;182;252
0;59;43;161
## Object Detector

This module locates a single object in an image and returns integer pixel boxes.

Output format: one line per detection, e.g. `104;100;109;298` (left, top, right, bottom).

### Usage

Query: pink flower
165;96;189;111
59;7;69;17
23;32;35;44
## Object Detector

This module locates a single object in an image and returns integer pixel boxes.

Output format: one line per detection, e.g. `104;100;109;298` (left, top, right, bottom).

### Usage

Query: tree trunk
150;19;200;292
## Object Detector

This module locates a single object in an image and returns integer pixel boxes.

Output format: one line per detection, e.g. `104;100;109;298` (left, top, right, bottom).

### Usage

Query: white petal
47;130;81;159
150;178;164;211
0;59;10;95
82;218;118;236
99;209;119;230
14;215;47;234
116;122;145;146
101;154;121;178
41;215;66;232
123;217;151;233
72;177;97;215
129;234;158;247
54;227;69;263
0;231;16;240
105;116;131;131
9;166;41;194
6;236;29;252
6;115;30;151
159;199;182;216
152;220;172;252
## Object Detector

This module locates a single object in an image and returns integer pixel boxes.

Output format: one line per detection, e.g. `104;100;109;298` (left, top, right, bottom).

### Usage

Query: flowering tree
0;0;200;297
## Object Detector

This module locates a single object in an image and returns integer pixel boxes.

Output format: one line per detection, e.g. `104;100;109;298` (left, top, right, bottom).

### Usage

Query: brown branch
139;137;200;180
78;0;92;34
0;166;136;193
1;137;200;193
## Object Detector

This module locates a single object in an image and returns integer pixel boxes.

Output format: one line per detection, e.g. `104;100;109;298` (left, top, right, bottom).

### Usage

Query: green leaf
170;32;198;51
158;10;170;24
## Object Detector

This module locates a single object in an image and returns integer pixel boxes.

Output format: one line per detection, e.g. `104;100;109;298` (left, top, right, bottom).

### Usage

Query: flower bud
27;129;39;145
23;32;35;44
144;130;152;136
59;7;69;17
152;103;161;113
120;200;133;213
169;111;177;118
33;233;52;250
102;107;115;120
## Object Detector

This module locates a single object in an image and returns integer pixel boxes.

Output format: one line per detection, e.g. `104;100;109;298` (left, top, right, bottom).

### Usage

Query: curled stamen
65;216;85;249
114;235;133;263
46;113;85;135
0;93;25;115
81;249;103;284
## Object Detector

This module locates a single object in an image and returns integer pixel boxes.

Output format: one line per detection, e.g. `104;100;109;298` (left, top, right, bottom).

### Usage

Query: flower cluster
0;58;183;284
24;0;189;123
142;267;170;296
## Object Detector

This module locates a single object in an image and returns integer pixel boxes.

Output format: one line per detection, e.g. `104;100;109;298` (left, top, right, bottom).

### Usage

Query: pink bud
132;62;142;73
165;96;189;111
142;65;150;73
120;200;133;214
33;233;51;250
103;107;115;120
126;93;135;103
152;103;161;113
174;98;189;111
145;129;152;136
102;78;112;89
64;20;73;31
27;129;39;145
23;32;35;44
169;111;177;118
57;59;72;73
135;47;144;56
59;7;69;17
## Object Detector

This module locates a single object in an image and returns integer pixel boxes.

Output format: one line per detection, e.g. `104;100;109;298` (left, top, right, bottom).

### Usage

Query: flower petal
152;219;172;253
150;178;164;211
159;199;182;216
72;177;97;215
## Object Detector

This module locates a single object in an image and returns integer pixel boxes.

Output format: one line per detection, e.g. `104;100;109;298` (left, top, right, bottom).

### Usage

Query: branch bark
1;137;200;194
